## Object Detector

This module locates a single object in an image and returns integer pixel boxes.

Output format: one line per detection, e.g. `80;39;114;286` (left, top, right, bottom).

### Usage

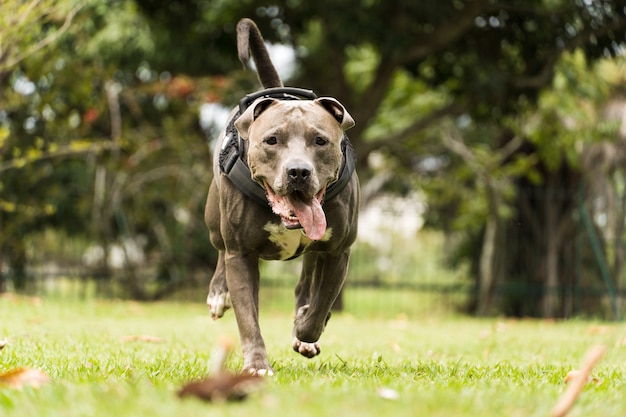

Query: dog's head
235;97;354;240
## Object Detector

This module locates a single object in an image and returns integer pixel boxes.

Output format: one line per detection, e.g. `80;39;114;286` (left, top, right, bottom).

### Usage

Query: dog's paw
207;291;231;320
292;337;321;358
244;367;274;377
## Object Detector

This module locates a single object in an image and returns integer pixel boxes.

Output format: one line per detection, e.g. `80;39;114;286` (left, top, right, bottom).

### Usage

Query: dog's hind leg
293;253;321;357
207;251;231;320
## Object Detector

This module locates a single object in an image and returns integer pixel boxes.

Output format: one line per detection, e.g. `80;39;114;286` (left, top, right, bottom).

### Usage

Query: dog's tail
237;18;283;89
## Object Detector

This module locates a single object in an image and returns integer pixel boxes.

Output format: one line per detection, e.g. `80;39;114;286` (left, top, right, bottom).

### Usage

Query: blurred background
2;0;626;319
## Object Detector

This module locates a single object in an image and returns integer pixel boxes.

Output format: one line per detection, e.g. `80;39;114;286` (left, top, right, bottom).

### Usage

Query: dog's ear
235;97;278;138
315;97;355;131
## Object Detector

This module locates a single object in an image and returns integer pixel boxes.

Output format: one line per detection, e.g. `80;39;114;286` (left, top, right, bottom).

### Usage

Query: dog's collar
218;87;357;206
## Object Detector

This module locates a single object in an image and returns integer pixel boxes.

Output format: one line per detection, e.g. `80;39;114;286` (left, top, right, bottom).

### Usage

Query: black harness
218;87;357;206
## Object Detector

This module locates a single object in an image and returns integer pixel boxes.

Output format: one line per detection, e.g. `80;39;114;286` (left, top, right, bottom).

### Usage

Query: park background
2;0;626;320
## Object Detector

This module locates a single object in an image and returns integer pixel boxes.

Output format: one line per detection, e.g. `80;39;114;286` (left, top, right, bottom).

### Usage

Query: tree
130;0;626;313
271;0;626;316
0;0;91;290
0;0;218;296
502;52;626;318
4;0;626;314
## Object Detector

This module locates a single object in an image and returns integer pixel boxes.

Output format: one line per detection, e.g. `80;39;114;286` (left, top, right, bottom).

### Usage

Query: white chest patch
264;222;333;260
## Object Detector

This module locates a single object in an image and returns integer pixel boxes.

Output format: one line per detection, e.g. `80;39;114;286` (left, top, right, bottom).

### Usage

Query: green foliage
0;0;216;293
0;0;81;74
133;0;267;75
2;0;626;310
526;51;622;170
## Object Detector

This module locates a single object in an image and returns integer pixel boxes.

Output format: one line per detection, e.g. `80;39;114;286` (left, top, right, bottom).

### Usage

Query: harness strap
227;154;268;205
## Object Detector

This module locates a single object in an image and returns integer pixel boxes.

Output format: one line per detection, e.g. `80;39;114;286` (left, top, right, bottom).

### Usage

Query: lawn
1;293;625;417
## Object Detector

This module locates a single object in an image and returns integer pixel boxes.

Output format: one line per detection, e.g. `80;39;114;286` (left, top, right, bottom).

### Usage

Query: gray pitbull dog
204;18;359;375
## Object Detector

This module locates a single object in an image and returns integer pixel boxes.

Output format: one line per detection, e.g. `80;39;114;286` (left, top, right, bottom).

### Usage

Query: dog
204;18;359;375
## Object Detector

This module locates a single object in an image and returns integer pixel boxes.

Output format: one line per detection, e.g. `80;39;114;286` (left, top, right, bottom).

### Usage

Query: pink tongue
287;196;327;240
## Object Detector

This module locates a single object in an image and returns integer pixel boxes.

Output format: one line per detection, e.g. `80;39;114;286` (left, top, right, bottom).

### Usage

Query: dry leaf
122;335;165;343
0;368;51;389
563;370;601;385
587;325;611;335
178;373;264;402
178;335;264;402
0;294;42;306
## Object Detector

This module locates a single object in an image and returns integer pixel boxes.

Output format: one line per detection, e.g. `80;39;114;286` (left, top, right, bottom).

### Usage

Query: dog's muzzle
264;180;327;241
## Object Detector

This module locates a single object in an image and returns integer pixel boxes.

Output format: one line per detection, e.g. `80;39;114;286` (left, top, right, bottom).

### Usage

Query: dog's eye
264;136;277;145
315;137;328;146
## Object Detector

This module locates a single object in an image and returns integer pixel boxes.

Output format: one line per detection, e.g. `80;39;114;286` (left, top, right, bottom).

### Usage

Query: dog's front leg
207;251;231;319
224;251;272;375
292;250;350;358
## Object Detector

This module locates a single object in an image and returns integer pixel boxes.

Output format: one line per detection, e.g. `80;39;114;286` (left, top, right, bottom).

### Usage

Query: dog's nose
284;159;314;191
288;166;311;181
286;162;313;185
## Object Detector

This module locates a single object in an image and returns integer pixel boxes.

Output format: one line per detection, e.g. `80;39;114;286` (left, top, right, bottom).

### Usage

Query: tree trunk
0;276;5;293
542;184;560;318
9;238;27;291
477;187;499;316
612;182;626;308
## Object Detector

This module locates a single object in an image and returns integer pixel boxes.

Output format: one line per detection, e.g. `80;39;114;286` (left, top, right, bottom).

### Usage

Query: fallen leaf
0;368;51;389
587;325;612;335
122;335;165;343
29;297;43;307
0;294;42;306
564;370;601;385
178;373;264;402
178;335;264;402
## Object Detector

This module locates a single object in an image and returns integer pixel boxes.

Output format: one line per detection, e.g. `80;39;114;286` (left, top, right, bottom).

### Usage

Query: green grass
1;294;626;417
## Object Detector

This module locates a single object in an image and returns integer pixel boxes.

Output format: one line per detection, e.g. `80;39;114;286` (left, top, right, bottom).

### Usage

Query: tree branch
442;126;524;181
510;12;626;90
350;0;490;142
361;101;467;158
0;141;116;173
441;128;485;178
105;80;122;144
403;0;493;63
349;50;399;140
497;134;525;163
0;1;86;72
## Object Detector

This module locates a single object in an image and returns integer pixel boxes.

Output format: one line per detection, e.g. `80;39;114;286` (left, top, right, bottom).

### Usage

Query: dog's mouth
264;182;327;241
